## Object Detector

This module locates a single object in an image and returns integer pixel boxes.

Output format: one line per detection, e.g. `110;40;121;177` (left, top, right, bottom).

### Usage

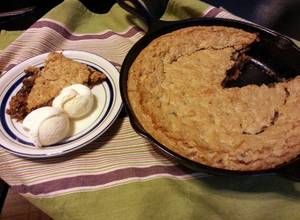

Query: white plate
0;50;122;158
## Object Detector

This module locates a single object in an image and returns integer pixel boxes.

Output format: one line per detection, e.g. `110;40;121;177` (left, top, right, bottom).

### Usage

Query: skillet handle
118;0;158;27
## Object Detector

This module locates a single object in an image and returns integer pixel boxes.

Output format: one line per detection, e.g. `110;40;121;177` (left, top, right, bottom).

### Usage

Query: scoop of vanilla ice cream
23;106;70;147
52;84;94;119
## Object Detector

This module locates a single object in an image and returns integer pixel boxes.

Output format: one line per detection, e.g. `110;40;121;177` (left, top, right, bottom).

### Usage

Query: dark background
0;0;299;40
203;0;300;40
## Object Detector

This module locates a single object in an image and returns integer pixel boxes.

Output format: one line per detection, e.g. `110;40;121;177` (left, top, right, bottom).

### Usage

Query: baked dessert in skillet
7;52;106;121
127;26;300;171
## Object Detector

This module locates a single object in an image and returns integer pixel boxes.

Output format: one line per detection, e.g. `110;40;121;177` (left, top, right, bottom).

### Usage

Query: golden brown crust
127;26;300;171
7;52;106;120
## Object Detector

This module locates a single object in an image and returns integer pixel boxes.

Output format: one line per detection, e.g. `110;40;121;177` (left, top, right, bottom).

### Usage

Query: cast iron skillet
118;0;300;181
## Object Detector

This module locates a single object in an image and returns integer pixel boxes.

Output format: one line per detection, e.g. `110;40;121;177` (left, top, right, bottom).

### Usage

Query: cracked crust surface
7;52;106;120
127;26;300;171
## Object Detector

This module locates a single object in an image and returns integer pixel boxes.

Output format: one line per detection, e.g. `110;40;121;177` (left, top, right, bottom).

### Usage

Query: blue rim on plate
0;50;123;158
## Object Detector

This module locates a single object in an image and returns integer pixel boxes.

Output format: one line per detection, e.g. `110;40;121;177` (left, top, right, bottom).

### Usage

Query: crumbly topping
128;26;300;171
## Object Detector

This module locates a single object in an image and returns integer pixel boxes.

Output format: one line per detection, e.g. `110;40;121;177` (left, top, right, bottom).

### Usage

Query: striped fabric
1;0;300;219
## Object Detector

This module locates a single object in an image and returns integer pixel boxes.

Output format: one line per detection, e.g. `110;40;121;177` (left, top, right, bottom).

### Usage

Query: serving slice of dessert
7;52;106;121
